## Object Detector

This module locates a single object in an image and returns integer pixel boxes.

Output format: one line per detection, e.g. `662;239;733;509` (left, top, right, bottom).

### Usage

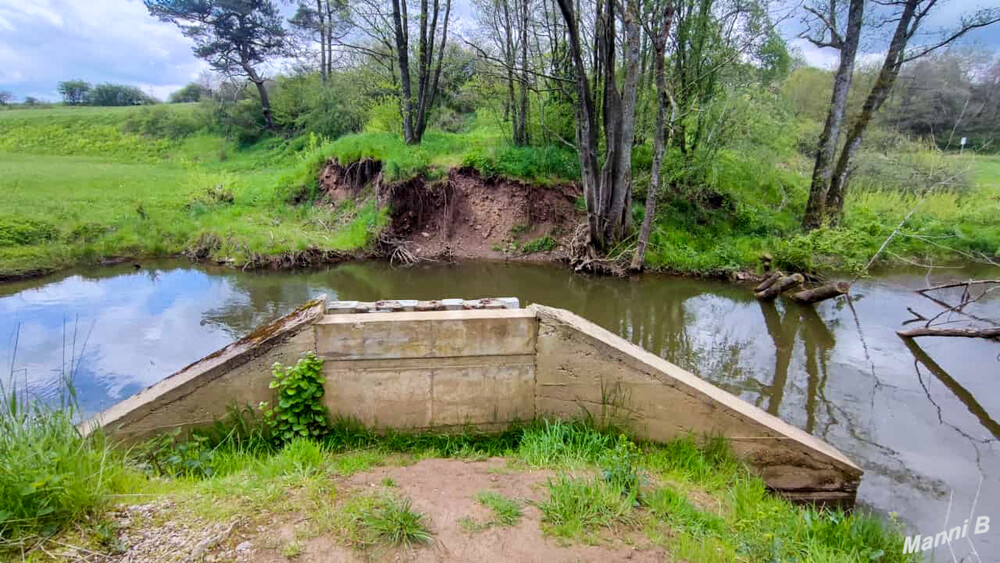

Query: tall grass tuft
0;386;129;541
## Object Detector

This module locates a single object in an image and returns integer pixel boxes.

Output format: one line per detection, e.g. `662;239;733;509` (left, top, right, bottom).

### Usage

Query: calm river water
2;260;998;560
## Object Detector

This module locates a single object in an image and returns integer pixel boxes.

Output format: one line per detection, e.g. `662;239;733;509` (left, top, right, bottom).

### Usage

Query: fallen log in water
754;271;783;293
755;273;803;301
790;282;850;304
896;327;1000;340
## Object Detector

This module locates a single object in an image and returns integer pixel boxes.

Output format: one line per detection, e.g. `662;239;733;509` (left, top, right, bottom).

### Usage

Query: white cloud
0;0;206;100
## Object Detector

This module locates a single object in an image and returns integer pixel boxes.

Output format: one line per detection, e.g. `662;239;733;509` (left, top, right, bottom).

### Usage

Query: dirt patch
252;458;668;563
319;158;383;204
319;161;583;262
68;459;670;563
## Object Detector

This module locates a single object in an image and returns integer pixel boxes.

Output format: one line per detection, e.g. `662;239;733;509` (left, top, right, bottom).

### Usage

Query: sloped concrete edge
529;303;862;503
82;295;328;442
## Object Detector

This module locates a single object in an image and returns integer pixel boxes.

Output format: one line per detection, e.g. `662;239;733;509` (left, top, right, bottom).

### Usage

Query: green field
1;104;998;279
0;106;387;278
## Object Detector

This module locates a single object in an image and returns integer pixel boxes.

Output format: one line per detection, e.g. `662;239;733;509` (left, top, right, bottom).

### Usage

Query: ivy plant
260;352;330;444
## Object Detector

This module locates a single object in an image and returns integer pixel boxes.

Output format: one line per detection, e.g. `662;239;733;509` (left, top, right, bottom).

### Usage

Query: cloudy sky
0;0;997;102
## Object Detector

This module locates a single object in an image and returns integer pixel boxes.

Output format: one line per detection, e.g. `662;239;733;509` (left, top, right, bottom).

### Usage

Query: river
1;260;998;560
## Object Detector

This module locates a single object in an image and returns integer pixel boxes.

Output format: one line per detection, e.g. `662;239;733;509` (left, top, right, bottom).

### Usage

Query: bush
88;83;157;106
122;105;203;139
260;352;330;444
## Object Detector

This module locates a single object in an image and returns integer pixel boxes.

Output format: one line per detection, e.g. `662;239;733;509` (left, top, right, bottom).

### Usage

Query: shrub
0;217;58;246
260;352;330;444
88;83;157;106
122;105;203;139
521;235;556;254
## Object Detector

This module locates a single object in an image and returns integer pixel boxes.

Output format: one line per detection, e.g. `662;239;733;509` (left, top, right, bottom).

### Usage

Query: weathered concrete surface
530;304;862;504
88;297;861;504
83;296;327;442
316;309;537;429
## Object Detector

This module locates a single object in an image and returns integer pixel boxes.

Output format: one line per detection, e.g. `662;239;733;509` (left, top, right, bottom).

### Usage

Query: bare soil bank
320;159;583;263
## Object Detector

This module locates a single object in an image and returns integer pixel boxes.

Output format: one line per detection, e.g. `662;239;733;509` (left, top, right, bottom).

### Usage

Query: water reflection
1;260;998;560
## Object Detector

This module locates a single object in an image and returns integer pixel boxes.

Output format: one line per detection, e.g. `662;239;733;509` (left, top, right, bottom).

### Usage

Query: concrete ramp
88;297;861;504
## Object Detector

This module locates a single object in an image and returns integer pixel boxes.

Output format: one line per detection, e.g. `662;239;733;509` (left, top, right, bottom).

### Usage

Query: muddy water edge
1;259;998;559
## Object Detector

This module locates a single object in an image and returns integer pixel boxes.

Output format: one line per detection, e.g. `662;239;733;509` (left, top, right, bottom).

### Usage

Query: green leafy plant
600;435;642;496
260;352;330;444
136;429;216;478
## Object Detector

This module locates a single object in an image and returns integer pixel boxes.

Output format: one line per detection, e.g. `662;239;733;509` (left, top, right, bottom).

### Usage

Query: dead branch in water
897;327;1000;340
755;274;804;301
754;271;783;293
790;282;850;304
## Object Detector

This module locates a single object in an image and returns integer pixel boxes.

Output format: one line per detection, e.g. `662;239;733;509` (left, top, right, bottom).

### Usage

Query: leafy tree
0;91;12;106
87;83;157;106
145;0;289;130
23;96;41;106
803;0;1000;228
169;82;210;103
799;0;865;230
58;80;92;105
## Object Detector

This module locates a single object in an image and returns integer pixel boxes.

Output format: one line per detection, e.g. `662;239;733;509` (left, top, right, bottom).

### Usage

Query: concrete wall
530;304;861;504
315;309;536;429
90;298;861;503
84;296;327;443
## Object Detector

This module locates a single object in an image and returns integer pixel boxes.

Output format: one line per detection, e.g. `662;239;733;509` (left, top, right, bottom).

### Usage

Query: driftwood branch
790;282;850;304
753;271;782;293
755;274;803;301
897;327;1000;340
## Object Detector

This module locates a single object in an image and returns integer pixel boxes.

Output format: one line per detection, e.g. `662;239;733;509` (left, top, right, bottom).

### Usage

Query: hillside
1;104;998;280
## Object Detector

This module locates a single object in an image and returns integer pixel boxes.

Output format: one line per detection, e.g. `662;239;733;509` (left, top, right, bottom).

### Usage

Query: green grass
474;491;523;527
337;492;433;549
0;410;916;562
0;106;389;278
325;129;579;183
3;104;995;279
0;390;138;544
537;474;638;540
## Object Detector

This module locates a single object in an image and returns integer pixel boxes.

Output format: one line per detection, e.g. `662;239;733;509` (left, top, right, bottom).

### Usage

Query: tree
88;83;157;106
23;96;41;106
799;0;864;230
58;80;92;105
169;82;211;103
289;0;350;82
471;0;532;145
0;91;12;106
631;0;675;271
556;0;642;250
389;0;453;144
145;0;289;130
823;5;1000;225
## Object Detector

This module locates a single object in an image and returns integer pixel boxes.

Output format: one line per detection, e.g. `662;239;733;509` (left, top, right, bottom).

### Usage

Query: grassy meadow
1;103;998;279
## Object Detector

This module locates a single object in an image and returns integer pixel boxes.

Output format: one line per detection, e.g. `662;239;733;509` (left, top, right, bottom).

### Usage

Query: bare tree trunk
391;0;416;143
631;0;674;271
825;0;917;225
556;0;641;251
315;0;327;82
556;0;600;244
802;0;864;231
244;63;274;130
516;0;530;145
